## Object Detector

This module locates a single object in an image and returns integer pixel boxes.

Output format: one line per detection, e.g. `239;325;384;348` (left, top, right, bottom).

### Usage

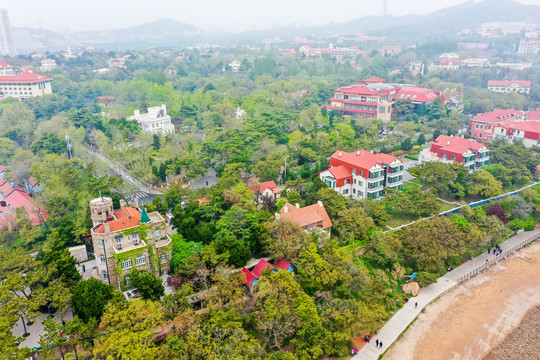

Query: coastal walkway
353;228;540;360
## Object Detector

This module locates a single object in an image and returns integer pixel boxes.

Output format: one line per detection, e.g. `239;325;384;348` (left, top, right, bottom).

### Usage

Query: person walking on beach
376;339;379;347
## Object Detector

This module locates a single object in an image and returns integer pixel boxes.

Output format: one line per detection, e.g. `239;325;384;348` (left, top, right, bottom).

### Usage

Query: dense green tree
30;132;66;155
129;270;165;301
72;278;115;323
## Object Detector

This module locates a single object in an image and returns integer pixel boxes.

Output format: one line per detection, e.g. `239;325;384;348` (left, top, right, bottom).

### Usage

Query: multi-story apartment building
319;150;404;200
487;80;530;95
418;135;489;172
90;197;173;291
325;79;396;122
0;9;16;55
128;104;175;136
492;121;540;148
518;39;540;55
40;59;57;72
0;71;53;99
324;78;444;123
469;109;524;142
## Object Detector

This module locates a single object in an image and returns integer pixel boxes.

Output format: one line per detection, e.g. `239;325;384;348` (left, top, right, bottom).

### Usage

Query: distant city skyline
3;0;540;33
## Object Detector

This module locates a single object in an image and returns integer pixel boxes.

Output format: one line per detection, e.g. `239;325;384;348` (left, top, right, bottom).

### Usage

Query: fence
456;231;540;283
387;182;540;232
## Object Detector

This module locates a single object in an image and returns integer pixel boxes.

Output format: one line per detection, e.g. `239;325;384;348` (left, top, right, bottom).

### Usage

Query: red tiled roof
0;181;22;197
0;61;11;67
0;71;53;83
526;110;540;120
196;197;210;204
487;80;530;87
472;109;523;123
27;177;38;187
275;258;292;271
328;165;352;180
331;150;400;172
0;165;6;173
363;77;386;83
252;259;276;278
259;180;278;194
433;135;486;154
93;207;141;233
393;87;442;103
241;267;256;287
279;201;333;230
6;189;48;225
505;121;540;139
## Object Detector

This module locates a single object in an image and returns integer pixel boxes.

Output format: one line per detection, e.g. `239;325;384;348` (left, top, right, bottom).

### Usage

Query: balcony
114;239;147;254
156;234;173;249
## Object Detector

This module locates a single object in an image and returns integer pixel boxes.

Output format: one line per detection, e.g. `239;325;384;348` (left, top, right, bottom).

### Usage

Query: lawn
387;209;419;228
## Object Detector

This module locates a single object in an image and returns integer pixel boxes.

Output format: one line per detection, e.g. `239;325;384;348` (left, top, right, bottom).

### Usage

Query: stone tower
89;197;114;226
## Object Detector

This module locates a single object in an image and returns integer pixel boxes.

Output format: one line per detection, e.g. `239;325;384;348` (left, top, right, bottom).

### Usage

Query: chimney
295;203;300;208
318;200;323;207
104;222;110;233
283;205;288;213
119;199;126;209
447;141;450;145
339;151;342;157
134;195;139;208
357;150;360;156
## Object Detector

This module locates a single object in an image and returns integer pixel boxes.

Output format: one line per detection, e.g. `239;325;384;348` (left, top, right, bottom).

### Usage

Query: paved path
78;145;162;195
353;228;540;360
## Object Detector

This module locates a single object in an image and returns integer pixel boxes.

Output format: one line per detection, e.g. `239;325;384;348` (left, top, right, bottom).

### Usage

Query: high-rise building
0;9;16;55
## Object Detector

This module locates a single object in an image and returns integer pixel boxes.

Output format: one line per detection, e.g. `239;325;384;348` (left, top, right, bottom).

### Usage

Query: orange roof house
276;201;333;232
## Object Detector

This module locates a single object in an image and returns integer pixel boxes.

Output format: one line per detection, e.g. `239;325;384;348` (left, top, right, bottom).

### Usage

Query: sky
3;0;540;32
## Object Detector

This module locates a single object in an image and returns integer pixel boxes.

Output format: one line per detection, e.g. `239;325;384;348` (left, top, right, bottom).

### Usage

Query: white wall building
40;58;57;72
0;9;16;55
128;104;175;136
0;71;53;99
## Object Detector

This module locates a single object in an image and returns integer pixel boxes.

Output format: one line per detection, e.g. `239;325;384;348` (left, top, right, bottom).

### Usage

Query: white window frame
136;255;147;266
161;253;167;264
122;258;132;270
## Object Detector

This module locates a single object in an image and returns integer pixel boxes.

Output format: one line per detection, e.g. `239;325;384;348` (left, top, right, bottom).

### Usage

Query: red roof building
0;71;53;99
419;135;490;172
275;258;293;272
277;201;333;232
324;79;444;123
319;150;404;199
469;109;524;142
258;180;281;203
0;178;48;227
492;120;540;149
487;80;531;95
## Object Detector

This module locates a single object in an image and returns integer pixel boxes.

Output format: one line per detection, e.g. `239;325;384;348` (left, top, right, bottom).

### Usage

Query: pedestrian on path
376;339;379;347
488;248;491;254
415;302;418;308
379;341;383;348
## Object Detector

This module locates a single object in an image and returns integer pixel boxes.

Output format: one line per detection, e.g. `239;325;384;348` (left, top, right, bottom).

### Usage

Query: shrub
416;271;438;287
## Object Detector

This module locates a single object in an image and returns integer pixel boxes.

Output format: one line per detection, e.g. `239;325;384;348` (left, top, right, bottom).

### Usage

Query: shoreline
383;241;540;360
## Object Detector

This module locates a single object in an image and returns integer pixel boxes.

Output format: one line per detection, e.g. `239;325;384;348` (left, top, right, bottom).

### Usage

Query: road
79;145;162;196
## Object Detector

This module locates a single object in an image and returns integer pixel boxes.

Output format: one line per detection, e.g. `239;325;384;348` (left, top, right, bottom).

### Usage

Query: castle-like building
89;197;173;291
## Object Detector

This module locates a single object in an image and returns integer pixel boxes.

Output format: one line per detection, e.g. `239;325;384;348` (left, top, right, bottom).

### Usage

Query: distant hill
114;18;199;36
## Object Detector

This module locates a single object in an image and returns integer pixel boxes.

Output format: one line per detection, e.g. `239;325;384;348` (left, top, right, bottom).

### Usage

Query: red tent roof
251;259;276;278
241;267;256;287
275;258;292;271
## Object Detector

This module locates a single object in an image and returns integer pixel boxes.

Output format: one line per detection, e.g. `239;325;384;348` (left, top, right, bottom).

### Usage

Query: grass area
387;210;419;228
401;181;421;193
437;200;461;212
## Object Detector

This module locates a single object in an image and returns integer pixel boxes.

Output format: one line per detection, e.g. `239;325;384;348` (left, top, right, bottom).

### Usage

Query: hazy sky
4;0;540;32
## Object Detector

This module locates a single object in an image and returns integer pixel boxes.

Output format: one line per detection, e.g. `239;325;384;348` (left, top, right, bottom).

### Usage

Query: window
124;276;131;287
100;255;106;263
442;153;447;159
161;253;167;264
343;189;349;195
97;241;104;248
451;155;456;161
122;258;132;270
136;255;146;265
133;232;139;246
116;237;123;250
353;188;356;194
102;272;109;281
353;179;357;184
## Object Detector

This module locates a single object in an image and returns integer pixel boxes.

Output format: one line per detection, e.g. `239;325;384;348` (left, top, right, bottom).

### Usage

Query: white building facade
128;104;175;136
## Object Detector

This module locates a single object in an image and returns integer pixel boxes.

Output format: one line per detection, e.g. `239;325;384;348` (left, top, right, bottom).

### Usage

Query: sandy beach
383;241;540;360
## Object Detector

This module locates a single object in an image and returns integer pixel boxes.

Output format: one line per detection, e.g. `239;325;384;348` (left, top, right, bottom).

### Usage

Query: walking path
353;228;540;360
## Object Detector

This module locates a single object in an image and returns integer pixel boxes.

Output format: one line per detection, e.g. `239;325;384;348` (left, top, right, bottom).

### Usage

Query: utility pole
65;132;73;159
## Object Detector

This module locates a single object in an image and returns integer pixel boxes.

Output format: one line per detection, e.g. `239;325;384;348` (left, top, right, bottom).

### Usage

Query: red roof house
251;259;277;278
275;258;293;272
277;201;333;232
258;180;281;202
